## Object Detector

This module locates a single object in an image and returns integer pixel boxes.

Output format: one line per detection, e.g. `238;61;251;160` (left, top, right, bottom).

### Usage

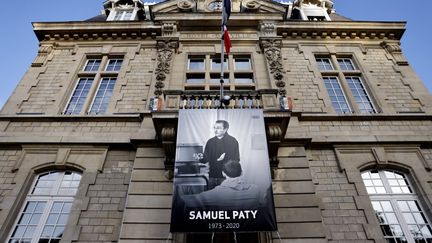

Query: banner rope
165;232;172;243
233;232;237;243
276;231;283;243
211;232;215;243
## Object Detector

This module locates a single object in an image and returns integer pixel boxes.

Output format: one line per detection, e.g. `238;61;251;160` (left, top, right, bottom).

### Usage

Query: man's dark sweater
200;133;240;178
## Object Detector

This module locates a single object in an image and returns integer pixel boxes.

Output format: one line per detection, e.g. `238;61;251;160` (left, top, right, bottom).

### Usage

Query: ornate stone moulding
40;31;160;42
279;30;400;40
277;22;406;41
33;22;162;42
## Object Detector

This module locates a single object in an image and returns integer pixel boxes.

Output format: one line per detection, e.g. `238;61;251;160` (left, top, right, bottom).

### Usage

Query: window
234;57;251;70
362;170;432;242
83;59;101;72
105;59;123;72
64;78;94;115
323;77;351;114
301;6;330;21
185;55;254;90
64;57;122;115
8;171;81;243
346;77;376;113
188;57;205;71
113;9;134;21
337;58;356;71
89;77;117;114
316;56;377;114
316;58;334;71
211;58;228;71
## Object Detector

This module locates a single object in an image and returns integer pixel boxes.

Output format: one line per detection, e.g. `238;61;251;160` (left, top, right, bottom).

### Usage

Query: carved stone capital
381;41;401;53
154;39;178;96
381;41;408;65
260;38;286;96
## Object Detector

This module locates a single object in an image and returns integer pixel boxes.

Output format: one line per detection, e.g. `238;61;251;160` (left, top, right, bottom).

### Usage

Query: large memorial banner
170;109;277;232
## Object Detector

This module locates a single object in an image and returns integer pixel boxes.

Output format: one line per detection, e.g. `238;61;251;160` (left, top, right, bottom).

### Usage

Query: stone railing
150;89;287;111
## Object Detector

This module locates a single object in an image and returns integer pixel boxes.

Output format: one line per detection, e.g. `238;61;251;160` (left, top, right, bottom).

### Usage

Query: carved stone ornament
266;125;283;166
154;40;178;96
161;126;176;169
260;22;276;37
242;0;261;11
260;38;287;95
162;22;178;37
177;0;195;12
381;41;408;65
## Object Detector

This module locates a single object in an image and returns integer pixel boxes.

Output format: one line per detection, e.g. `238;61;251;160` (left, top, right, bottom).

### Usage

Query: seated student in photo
181;160;259;209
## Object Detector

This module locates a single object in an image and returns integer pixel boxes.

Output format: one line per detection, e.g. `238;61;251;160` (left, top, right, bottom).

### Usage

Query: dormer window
113;9;134;21
302;6;330;21
290;0;334;21
104;0;145;21
307;16;326;21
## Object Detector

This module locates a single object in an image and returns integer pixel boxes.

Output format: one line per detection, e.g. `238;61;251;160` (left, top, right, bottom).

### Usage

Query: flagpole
220;1;225;108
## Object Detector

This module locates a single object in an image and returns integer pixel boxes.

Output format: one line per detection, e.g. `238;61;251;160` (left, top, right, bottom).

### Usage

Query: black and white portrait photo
170;109;277;232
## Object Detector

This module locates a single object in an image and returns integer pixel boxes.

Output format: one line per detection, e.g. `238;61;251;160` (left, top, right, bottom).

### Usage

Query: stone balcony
153;89;289;111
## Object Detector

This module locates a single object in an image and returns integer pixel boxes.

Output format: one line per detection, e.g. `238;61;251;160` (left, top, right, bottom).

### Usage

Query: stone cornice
32;21;161;41
296;113;432;122
32;19;406;42
0;114;144;122
153;12;284;23
277;21;406;40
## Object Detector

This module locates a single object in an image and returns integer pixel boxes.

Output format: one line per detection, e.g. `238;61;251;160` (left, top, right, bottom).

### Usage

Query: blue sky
0;0;430;110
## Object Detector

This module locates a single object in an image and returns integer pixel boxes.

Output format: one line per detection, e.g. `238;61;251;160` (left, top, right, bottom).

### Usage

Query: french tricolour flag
223;0;232;54
223;25;232;54
223;0;231;24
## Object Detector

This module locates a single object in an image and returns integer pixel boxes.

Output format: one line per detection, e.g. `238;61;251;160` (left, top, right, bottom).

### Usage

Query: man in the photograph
194;120;240;189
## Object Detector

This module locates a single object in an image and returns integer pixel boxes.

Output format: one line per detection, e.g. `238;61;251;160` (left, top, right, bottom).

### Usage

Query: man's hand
216;153;226;161
193;153;203;160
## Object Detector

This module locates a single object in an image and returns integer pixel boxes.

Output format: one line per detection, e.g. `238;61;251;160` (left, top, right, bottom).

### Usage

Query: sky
0;0;431;110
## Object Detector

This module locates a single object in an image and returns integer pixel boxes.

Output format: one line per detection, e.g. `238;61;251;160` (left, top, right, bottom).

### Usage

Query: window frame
316;55;378;114
7;171;81;243
185;54;255;91
233;56;252;70
346;76;377;114
337;58;356;71
63;77;95;115
105;58;123;72
322;76;352;114
112;9;134;21
316;58;334;71
362;170;432;242
88;77;117;115
83;59;102;72
63;56;123;115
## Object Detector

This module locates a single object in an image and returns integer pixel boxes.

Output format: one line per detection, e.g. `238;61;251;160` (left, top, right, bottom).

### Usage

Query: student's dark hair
223;160;242;178
215;120;229;129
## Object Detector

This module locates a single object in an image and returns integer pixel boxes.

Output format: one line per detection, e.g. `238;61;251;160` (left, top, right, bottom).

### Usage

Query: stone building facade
0;0;432;242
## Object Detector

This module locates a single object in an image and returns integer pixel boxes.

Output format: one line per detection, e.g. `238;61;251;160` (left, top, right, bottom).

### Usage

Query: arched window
362;170;432;242
8;171;81;243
